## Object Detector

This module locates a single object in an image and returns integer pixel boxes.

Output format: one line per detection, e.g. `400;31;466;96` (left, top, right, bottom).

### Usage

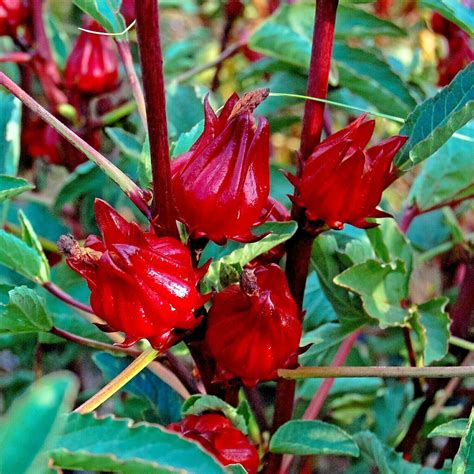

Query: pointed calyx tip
229;88;270;119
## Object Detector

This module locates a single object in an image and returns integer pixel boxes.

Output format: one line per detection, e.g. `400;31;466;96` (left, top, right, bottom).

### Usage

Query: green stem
0;72;151;219
279;366;474;379
97;100;137;126
269;92;406;124
74;347;159;414
449;336;474;353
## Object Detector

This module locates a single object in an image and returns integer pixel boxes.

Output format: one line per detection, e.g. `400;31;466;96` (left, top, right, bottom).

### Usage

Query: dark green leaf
0;175;33;203
395;63;474;171
72;0;125;33
171;120;204;158
0;230;42;281
183;395;248;434
0;91;21;176
411;297;450;365
429;419;469;438
93;352;183;424
421;0;474;35
49;413;226;473
334;259;410;328
0;286;53;334
407;123;474;211
105;127;143;160
452;408;474;473
0;373;78;474
270;420;359;457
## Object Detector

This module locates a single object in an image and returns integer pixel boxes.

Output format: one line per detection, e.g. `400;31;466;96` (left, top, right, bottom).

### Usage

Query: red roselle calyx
0;0;28;37
64;19;120;96
172;90;270;245
120;0;135;25
167;414;259;473
431;13;474;86
288;114;408;230
206;264;301;387
59;199;210;350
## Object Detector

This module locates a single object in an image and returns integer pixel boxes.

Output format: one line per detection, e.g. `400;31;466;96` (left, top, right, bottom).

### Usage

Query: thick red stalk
135;0;178;238
266;2;339;472
299;0;339;162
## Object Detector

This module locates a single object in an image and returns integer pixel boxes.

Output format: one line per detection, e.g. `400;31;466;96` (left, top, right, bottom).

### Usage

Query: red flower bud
437;34;474;86
120;0;135;25
60;199;209;350
0;0;28;37
167;414;259;473
206;264;301;387
289;115;408;230
22;119;62;165
225;0;244;19
172;90;271;244
64;19;119;96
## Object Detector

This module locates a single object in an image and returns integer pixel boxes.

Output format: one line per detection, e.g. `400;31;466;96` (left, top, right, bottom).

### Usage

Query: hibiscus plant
0;0;473;473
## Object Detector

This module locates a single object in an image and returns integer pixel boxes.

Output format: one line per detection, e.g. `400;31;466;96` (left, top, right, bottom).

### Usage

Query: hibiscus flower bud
206;264;301;387
59;199;209;350
225;0;244;19
64;18;119;96
172;89;271;245
0;0;28;37
167;414;259;473
289;115;408;230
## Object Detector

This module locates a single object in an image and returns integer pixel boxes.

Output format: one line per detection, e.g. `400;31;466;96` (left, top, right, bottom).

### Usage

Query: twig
135;0;178;237
278;366;474;379
0;52;32;63
403;327;424;397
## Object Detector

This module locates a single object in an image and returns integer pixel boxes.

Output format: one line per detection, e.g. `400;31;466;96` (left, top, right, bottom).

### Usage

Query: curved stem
278;365;474;379
43;282;94;314
449;336;474;353
0;72;150;218
116;40;148;128
74;347;159;414
135;0;178;237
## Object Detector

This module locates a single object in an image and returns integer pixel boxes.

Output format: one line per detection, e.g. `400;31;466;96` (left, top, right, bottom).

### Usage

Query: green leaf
203;221;297;290
0;286;53;334
395;63;474;171
0;230;42;281
248;3;415;116
0;91;22;176
354;431;440;474
269;420;359;457
334;259;410;328
72;0;125;33
452;409;474;474
138;137;151;188
182;395;248;435
93;352;183;424
421;0;474;35
0;373;78;474
105;127;143;160
18;210;50;283
0;175;33;203
49;413;226;473
411;297;450;365
171;120;204;158
407;123;474;211
429;419;469;438
299;377;383;401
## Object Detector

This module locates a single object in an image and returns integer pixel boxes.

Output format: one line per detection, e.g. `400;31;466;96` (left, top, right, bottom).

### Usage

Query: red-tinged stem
399;204;420;233
266;3;339;472
135;0;178;238
43;281;94;314
0;72;150;218
450;257;474;340
281;330;360;473
299;0;339;162
0;52;31;63
116;40;148;128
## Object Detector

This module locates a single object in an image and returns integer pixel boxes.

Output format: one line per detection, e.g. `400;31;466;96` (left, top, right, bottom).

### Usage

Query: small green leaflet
0;175;33;203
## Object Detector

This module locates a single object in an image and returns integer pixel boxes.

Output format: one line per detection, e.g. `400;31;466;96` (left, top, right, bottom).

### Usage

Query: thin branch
0;52;32;63
0;72;150;218
116;40;148;128
403;327;424;397
135;0;178;237
278;366;474;379
43;282;94;315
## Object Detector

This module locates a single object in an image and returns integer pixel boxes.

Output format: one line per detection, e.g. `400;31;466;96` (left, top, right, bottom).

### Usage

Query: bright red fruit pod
172;90;270;245
206;264;301;387
60;199;210;350
288;115;408;230
64;19;119;96
0;0;28;37
167;414;260;473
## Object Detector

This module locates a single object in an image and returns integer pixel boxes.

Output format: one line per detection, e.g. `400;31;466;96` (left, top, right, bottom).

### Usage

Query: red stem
135;0;178;238
399;204;420;233
43;281;94;314
450;257;474;340
299;0;339;162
